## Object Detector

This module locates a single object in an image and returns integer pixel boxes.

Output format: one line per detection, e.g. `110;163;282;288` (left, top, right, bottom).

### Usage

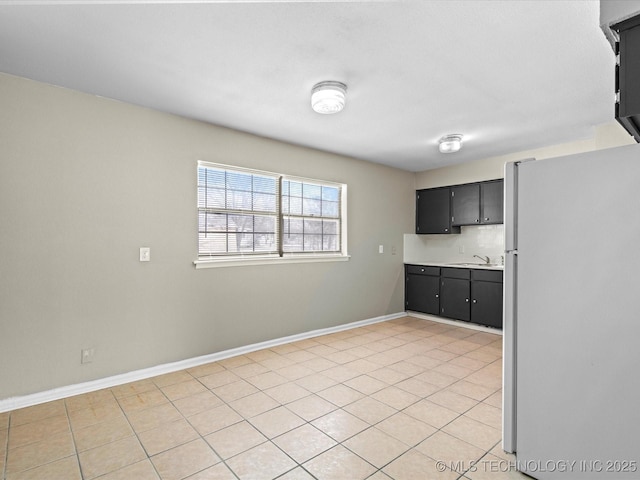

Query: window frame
194;161;349;269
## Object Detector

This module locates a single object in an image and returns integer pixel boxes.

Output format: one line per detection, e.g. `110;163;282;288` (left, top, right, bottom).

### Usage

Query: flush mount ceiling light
311;81;347;114
439;134;464;153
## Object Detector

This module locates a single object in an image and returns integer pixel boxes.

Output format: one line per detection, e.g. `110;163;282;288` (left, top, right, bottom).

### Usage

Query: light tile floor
0;316;531;479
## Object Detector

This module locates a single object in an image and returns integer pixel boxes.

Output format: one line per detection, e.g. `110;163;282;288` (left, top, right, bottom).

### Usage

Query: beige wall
415;121;634;189
0;74;414;400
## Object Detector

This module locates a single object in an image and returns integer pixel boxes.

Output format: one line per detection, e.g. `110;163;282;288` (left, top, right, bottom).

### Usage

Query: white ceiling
0;0;617;172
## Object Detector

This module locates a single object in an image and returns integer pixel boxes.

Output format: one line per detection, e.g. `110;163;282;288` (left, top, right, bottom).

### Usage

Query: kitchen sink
447;262;502;267
448;262;486;266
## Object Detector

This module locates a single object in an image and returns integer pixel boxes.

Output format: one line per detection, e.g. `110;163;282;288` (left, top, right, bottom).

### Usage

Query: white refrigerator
503;143;640;479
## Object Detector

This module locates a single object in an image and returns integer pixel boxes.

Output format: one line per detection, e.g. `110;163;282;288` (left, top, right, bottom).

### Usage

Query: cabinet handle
444;228;448;232
435;294;439;298
475;219;479;223
465;298;469;302
473;299;477;304
485;217;490;221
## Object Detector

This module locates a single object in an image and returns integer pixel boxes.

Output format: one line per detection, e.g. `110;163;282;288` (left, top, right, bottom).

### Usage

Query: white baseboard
0;312;407;413
405;311;502;336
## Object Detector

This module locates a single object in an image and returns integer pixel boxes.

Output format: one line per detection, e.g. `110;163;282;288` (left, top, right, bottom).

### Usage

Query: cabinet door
618;21;640;120
405;274;440;315
416;188;457;234
480;180;504;225
471;281;503;328
440;278;470;321
451;183;480;226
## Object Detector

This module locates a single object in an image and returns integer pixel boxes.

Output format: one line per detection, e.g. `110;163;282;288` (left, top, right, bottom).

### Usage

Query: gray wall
0;73;414;399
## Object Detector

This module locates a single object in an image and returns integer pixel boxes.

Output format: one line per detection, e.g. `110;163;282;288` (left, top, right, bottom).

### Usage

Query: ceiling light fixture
311;81;347;114
438;134;463;153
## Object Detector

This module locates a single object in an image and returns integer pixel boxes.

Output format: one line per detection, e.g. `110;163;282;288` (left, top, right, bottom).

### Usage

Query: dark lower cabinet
471;281;503;328
405;265;440;315
470;269;503;328
405;264;503;329
440;277;470;322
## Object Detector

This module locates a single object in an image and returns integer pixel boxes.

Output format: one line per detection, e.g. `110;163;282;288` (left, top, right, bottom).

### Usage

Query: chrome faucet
473;255;490;264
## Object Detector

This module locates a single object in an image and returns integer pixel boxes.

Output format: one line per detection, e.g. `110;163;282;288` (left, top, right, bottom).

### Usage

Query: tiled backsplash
404;224;505;265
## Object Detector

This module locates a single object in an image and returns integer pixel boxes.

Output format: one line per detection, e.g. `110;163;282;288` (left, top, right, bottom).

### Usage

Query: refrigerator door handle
504;162;518;252
502;251;517;453
504;158;534;253
502;158;532;455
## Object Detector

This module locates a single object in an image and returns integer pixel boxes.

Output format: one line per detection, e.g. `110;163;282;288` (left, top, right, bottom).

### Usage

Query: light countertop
405;261;504;270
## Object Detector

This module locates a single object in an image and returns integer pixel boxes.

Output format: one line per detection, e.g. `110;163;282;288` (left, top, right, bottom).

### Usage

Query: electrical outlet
391;245;397;255
81;348;95;364
139;247;151;262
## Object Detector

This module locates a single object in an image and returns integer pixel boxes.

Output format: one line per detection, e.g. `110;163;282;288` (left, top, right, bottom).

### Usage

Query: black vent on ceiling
614;15;640;143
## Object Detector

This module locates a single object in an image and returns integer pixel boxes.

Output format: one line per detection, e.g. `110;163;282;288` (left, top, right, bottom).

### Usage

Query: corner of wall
594;121;636;150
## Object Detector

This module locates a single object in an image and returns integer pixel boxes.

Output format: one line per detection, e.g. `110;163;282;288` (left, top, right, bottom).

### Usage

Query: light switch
140;247;151;262
379;245;384;254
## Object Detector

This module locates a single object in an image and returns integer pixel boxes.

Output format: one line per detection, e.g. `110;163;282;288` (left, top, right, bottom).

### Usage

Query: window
196;161;347;266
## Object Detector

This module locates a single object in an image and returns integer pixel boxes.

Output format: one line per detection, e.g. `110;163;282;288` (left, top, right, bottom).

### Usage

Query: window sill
194;254;350;269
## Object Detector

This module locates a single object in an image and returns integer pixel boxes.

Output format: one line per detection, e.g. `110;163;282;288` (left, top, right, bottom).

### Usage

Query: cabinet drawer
441;267;471;279
406;265;440;276
471;269;503;283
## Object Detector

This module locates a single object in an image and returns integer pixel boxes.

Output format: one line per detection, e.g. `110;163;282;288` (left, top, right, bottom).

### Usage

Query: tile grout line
166;370;245;480
63;399;82;480
458;438;504;479
3;402;76;480
107;383;165;480
2;414;8;480
3;409;12;480
144;372;208;480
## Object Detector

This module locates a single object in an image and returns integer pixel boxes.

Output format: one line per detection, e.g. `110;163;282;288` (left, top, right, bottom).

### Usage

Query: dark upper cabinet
440;268;471;322
614;15;640;142
416;187;460;234
405;265;440;315
480;180;504;225
450;180;503;226
451;183;481;226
